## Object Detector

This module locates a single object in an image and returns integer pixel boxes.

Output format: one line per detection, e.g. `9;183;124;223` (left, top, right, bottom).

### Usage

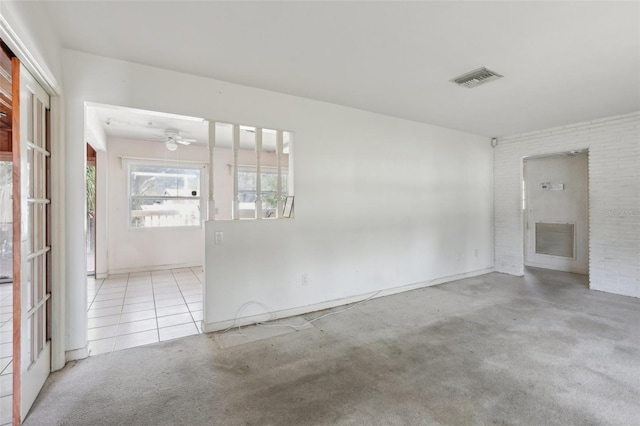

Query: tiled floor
0;282;13;426
87;267;203;356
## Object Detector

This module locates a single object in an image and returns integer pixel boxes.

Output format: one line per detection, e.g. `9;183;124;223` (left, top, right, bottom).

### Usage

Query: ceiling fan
161;129;196;151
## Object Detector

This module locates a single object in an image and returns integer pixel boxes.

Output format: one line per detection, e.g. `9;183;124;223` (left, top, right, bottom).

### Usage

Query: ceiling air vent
451;67;503;88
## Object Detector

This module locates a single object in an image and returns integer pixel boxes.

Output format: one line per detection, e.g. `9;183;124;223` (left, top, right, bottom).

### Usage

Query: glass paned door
15;63;51;422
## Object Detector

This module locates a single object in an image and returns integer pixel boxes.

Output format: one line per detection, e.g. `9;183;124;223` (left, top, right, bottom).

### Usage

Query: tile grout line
86;275;105;311
151;273;161;343
111;273;131;353
172;269;199;332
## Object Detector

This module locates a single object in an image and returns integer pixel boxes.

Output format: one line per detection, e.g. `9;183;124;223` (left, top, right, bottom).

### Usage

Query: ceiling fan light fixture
165;140;178;151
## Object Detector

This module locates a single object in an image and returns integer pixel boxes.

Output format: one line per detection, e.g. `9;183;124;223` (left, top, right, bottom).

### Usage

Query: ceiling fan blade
177;138;196;145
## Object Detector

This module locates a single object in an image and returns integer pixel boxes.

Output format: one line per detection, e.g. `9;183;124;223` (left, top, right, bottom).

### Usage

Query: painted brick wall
494;112;640;298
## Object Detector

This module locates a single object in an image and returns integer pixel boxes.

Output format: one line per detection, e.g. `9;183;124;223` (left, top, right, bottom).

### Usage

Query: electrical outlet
302;274;309;286
215;231;224;245
475;249;479;257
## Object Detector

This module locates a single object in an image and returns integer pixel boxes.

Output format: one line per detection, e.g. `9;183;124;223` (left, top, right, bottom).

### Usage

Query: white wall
0;1;62;89
494;112;640;298
104;138;207;273
205;118;494;328
62;49;494;337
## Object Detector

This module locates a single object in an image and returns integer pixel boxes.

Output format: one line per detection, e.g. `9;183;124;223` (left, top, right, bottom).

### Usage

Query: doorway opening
523;150;589;277
84;103;206;356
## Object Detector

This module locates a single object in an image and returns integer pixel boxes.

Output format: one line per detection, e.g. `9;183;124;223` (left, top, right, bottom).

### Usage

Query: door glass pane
27;315;33;364
26;92;33;143
37;306;44;355
27;147;34;199
36;99;43;148
37;253;44;300
29;258;36;310
0;161;11;283
35;152;44;199
27;202;34;254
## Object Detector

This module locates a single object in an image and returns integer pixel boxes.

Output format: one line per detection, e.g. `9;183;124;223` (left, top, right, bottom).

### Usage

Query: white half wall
62;49;494;345
494;112;640;298
104;138;207;273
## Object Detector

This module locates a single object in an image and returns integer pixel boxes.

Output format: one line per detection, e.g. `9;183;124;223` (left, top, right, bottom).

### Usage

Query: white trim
65;344;88;363
0;14;61;95
119;156;207;167
106;262;202;276
203;268;494;333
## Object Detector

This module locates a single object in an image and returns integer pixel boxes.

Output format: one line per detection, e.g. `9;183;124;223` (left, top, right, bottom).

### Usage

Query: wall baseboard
65;344;88;362
203;267;494;333
106;262;203;276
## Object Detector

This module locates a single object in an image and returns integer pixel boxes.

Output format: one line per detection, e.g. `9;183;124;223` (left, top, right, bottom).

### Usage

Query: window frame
237;165;289;219
211;122;294;221
126;159;207;230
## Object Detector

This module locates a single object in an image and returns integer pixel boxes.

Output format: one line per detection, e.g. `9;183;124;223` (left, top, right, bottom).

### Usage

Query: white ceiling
89;103;209;146
44;1;639;137
87;103;291;151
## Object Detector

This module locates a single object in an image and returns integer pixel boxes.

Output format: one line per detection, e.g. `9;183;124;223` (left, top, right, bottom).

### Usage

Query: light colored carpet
24;269;640;425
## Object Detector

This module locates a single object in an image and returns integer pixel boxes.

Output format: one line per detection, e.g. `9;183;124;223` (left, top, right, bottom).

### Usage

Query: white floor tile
88;306;122;319
0;358;10;375
187;302;202;312
122;301;155;313
157;312;193;328
123;295;154;304
159;323;198;341
0;394;12;425
88;325;119;340
156;304;189;317
120;309;156;323
154;291;183;301
117;318;157;335
0;344;9;359
114;330;158;351
0;373;11;397
88;314;120;329
154;298;184;308
184;294;202;303
91;298;125;309
93;292;126;302
88;338;115;356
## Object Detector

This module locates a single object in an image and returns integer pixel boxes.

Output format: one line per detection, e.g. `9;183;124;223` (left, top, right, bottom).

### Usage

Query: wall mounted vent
451;67;503;88
535;222;575;258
